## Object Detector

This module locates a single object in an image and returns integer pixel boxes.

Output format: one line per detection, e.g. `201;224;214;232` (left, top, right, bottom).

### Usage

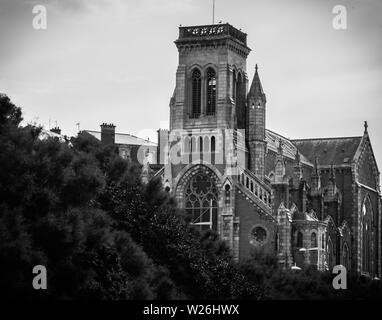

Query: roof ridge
292;136;362;142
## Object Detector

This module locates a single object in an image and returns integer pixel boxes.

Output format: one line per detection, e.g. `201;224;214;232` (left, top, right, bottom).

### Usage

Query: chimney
100;123;116;145
50;127;61;135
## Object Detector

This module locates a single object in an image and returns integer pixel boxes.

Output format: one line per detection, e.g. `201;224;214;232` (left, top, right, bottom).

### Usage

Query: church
87;23;381;277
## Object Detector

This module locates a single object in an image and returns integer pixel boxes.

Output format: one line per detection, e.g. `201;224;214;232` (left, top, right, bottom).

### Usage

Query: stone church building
89;23;381;277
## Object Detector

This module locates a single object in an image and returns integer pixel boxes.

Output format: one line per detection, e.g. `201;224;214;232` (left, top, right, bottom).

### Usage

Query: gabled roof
291;136;362;166
84;130;157;147
266;129;312;166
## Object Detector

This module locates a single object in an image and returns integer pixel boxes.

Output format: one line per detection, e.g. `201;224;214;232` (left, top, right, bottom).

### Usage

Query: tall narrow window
206;68;216;115
311;232;317;248
297;232;303;247
199;136;203;161
362;197;373;274
236;73;245;129
225;184;230;206
211;136;215;165
191;69;201;118
232;70;236;101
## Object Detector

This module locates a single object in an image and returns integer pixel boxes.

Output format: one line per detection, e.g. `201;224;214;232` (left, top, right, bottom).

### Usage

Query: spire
248;64;266;101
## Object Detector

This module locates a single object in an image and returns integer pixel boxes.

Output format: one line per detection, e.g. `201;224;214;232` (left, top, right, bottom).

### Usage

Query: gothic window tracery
185;171;218;232
250;226;267;246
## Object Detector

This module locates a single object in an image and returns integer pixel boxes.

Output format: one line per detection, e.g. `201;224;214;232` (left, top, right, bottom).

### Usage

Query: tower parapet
175;24;250;56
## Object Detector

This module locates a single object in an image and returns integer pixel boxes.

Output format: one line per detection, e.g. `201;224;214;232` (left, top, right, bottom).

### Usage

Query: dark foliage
1;93;380;300
0;94;262;300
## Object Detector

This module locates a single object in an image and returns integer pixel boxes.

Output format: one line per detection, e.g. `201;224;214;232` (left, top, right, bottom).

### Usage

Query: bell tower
171;24;251;131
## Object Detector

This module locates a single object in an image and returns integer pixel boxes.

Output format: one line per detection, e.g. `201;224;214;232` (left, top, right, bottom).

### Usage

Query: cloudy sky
0;0;381;169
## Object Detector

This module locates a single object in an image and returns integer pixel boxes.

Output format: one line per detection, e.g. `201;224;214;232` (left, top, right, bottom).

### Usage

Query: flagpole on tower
212;0;215;24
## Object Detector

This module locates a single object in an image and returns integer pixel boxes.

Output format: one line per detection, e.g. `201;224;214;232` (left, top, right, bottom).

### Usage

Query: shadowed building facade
154;23;381;277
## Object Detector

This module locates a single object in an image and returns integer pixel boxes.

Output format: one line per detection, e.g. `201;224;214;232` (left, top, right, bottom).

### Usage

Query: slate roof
291;136;362;166
84;130;157;147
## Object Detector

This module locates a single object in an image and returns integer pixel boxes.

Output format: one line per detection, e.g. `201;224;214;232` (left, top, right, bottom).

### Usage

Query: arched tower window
236;72;245;129
311;232;317;248
361;197;373;274
206;67;216;115
211;136;216;165
297;232;303;248
191;69;201;118
232;70;236;101
185;171;218;233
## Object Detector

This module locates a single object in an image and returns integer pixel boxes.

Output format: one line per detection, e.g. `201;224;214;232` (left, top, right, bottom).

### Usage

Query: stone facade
156;23;382;276
90;23;382;277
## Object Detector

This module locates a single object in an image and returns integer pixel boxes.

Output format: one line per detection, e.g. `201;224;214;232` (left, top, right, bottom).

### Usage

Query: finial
364;121;368;133
255;64;258;72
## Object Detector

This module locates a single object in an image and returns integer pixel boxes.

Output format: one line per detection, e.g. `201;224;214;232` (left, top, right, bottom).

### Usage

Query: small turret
247;64;267;180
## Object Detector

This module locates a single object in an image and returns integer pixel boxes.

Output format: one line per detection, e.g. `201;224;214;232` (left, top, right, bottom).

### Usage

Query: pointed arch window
232;70;236;101
361;197;373;274
185;171;218;232
206;67;216;115
191;69;201;118
211;136;216;165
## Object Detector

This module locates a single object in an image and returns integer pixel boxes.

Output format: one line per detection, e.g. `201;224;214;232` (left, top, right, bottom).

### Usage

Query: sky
0;0;381;170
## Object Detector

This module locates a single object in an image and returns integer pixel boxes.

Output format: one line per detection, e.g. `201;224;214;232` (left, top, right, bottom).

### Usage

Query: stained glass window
185;171;218;232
